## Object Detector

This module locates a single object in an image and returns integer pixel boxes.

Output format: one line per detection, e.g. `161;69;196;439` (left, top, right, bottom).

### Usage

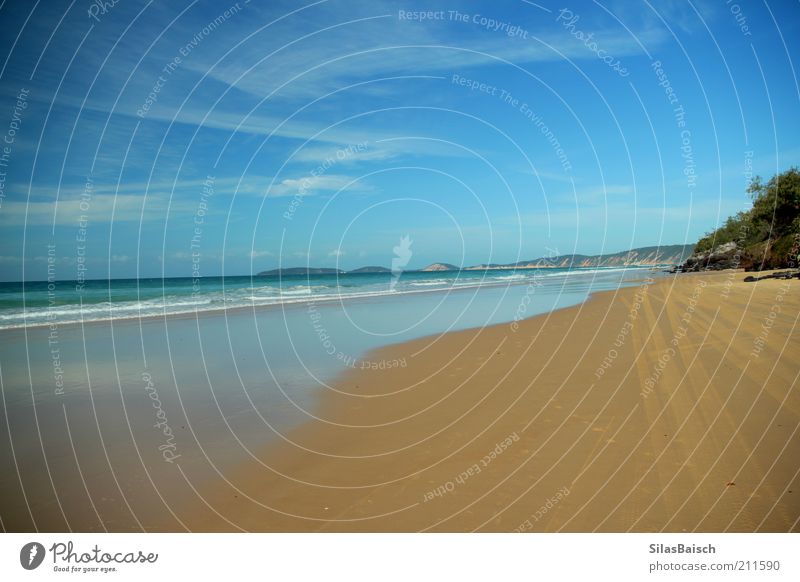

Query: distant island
257;267;344;276
348;266;392;273
256;244;693;276
420;263;460;272
256;266;391;276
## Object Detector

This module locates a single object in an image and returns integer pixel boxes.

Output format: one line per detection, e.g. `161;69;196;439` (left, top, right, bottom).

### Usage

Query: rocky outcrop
679;242;741;272
743;270;800;282
680;232;800;272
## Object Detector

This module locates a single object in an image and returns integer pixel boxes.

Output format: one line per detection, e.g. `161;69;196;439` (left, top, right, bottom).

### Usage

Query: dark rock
742;270;800;282
680;242;741;272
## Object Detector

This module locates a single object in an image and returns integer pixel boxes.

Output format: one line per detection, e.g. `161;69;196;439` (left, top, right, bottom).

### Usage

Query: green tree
747;167;800;240
691;167;800;270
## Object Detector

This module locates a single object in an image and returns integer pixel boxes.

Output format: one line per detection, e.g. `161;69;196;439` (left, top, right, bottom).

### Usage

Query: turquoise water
0;267;653;330
0;265;661;530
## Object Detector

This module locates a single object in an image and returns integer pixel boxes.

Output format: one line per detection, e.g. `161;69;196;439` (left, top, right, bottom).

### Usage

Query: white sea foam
0;266;655;330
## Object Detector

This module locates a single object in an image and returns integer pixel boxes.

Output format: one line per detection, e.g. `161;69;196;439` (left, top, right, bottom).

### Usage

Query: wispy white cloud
266;174;372;197
290;142;396;164
12;0;668;154
0;193;198;226
182;3;667;104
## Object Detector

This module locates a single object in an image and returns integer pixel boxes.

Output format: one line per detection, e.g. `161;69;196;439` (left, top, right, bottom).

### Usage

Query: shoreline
174;270;799;532
0;265;661;333
2;262;677;285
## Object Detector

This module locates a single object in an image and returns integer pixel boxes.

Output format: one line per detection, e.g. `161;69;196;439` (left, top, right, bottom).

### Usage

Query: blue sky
0;0;798;280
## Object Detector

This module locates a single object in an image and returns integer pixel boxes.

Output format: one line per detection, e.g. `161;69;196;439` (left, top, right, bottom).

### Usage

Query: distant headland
256;244;693;276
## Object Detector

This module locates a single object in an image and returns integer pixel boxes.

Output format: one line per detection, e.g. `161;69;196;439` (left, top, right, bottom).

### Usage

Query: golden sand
182;271;800;532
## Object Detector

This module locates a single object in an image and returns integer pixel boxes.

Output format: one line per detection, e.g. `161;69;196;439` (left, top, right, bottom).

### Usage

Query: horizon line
2;242;694;284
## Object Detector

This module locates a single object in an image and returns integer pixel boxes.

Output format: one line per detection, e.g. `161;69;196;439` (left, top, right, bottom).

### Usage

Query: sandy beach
3;4;799;579
3;270;796;533
165;271;799;532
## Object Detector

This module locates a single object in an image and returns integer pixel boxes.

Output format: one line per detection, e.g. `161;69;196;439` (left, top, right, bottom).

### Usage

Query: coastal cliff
421;245;692;272
511;244;693;269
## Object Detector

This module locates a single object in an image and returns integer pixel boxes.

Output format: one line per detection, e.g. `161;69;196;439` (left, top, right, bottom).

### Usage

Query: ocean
0;265;661;530
0;266;657;331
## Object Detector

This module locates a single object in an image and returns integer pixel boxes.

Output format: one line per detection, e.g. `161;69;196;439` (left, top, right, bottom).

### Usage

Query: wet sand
179;271;800;532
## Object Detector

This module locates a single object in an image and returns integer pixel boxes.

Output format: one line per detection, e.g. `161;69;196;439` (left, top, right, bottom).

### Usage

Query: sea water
0;266;660;529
